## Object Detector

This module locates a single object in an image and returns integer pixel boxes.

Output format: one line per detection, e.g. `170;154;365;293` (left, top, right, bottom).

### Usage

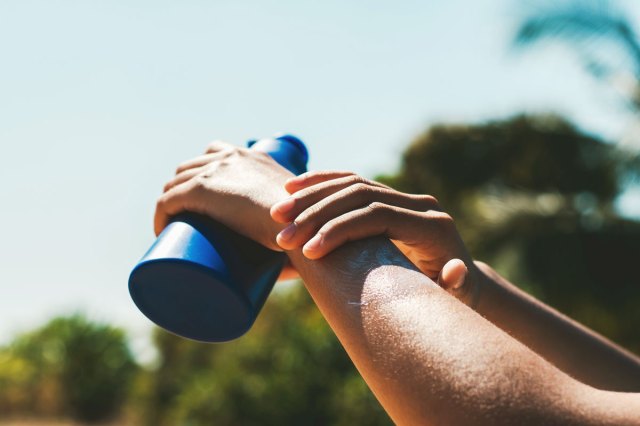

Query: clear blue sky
1;0;638;359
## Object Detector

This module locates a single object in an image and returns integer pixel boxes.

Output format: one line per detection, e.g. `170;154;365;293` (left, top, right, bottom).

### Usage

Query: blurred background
1;0;639;424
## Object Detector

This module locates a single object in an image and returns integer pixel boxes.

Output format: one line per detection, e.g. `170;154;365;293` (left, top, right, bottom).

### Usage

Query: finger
175;149;239;176
272;175;430;224
175;153;219;174
204;139;234;154
274;176;367;223
437;259;468;291
175;155;212;175
153;180;197;236
274;186;439;249
163;167;204;193
284;170;390;194
284;171;355;193
297;204;452;259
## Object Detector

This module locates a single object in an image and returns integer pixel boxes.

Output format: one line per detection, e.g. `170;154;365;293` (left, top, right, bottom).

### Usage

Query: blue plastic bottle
129;135;308;343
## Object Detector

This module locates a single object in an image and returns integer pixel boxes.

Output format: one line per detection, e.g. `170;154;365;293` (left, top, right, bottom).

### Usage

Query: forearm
473;261;640;392
287;238;638;425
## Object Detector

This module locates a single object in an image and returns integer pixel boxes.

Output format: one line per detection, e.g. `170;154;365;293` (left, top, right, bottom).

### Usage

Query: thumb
437;259;468;291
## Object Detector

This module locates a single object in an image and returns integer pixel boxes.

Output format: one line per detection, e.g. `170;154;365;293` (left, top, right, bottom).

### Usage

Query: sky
1;0;639;360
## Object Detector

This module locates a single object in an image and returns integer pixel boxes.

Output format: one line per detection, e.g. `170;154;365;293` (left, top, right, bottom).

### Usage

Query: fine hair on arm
286;237;640;425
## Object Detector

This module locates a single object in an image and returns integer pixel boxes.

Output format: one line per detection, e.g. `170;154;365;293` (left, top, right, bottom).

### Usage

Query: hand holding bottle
155;140;294;251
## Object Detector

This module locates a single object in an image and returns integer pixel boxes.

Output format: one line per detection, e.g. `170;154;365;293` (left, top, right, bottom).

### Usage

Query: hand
269;171;480;303
154;141;293;251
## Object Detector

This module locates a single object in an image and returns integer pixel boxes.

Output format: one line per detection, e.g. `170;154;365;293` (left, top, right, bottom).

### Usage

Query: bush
0;314;137;423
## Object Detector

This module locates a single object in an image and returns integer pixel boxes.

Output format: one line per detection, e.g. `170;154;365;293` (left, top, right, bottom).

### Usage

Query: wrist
452;260;489;309
469;260;501;311
253;170;293;250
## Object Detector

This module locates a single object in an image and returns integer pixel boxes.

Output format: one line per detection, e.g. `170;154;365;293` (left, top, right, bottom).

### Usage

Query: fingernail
304;234;322;252
452;266;468;289
273;198;295;214
277;223;296;242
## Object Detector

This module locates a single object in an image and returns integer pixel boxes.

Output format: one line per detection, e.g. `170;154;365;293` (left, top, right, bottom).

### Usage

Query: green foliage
381;114;620;210
380;114;640;354
132;114;640;425
2;114;638;424
133;286;391;426
0;314;137;423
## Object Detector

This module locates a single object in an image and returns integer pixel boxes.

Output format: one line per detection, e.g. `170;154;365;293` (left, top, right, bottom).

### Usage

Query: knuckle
220;147;237;157
188;174;208;194
415;194;440;208
334;170;355;178
155;195;167;211
366;201;388;215
350;182;370;194
205;143;218;153
431;211;455;227
175;162;189;174
346;174;367;186
193;173;209;186
344;182;376;206
205;140;227;153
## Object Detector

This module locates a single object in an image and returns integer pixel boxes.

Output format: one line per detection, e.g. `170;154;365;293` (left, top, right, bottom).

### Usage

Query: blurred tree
515;0;640;111
4;115;637;425
128;5;640;421
0;314;137;423
379;114;640;354
133;287;391;426
513;2;640;351
130;114;639;425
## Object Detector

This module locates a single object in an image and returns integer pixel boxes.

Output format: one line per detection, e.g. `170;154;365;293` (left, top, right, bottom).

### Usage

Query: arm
155;148;640;424
473;261;640;392
273;170;640;392
286;237;640;425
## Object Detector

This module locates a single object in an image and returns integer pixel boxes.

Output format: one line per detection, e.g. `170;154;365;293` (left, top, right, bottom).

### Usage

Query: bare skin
270;170;474;300
155;143;640;424
286;240;640;425
474;262;640;392
271;170;640;392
